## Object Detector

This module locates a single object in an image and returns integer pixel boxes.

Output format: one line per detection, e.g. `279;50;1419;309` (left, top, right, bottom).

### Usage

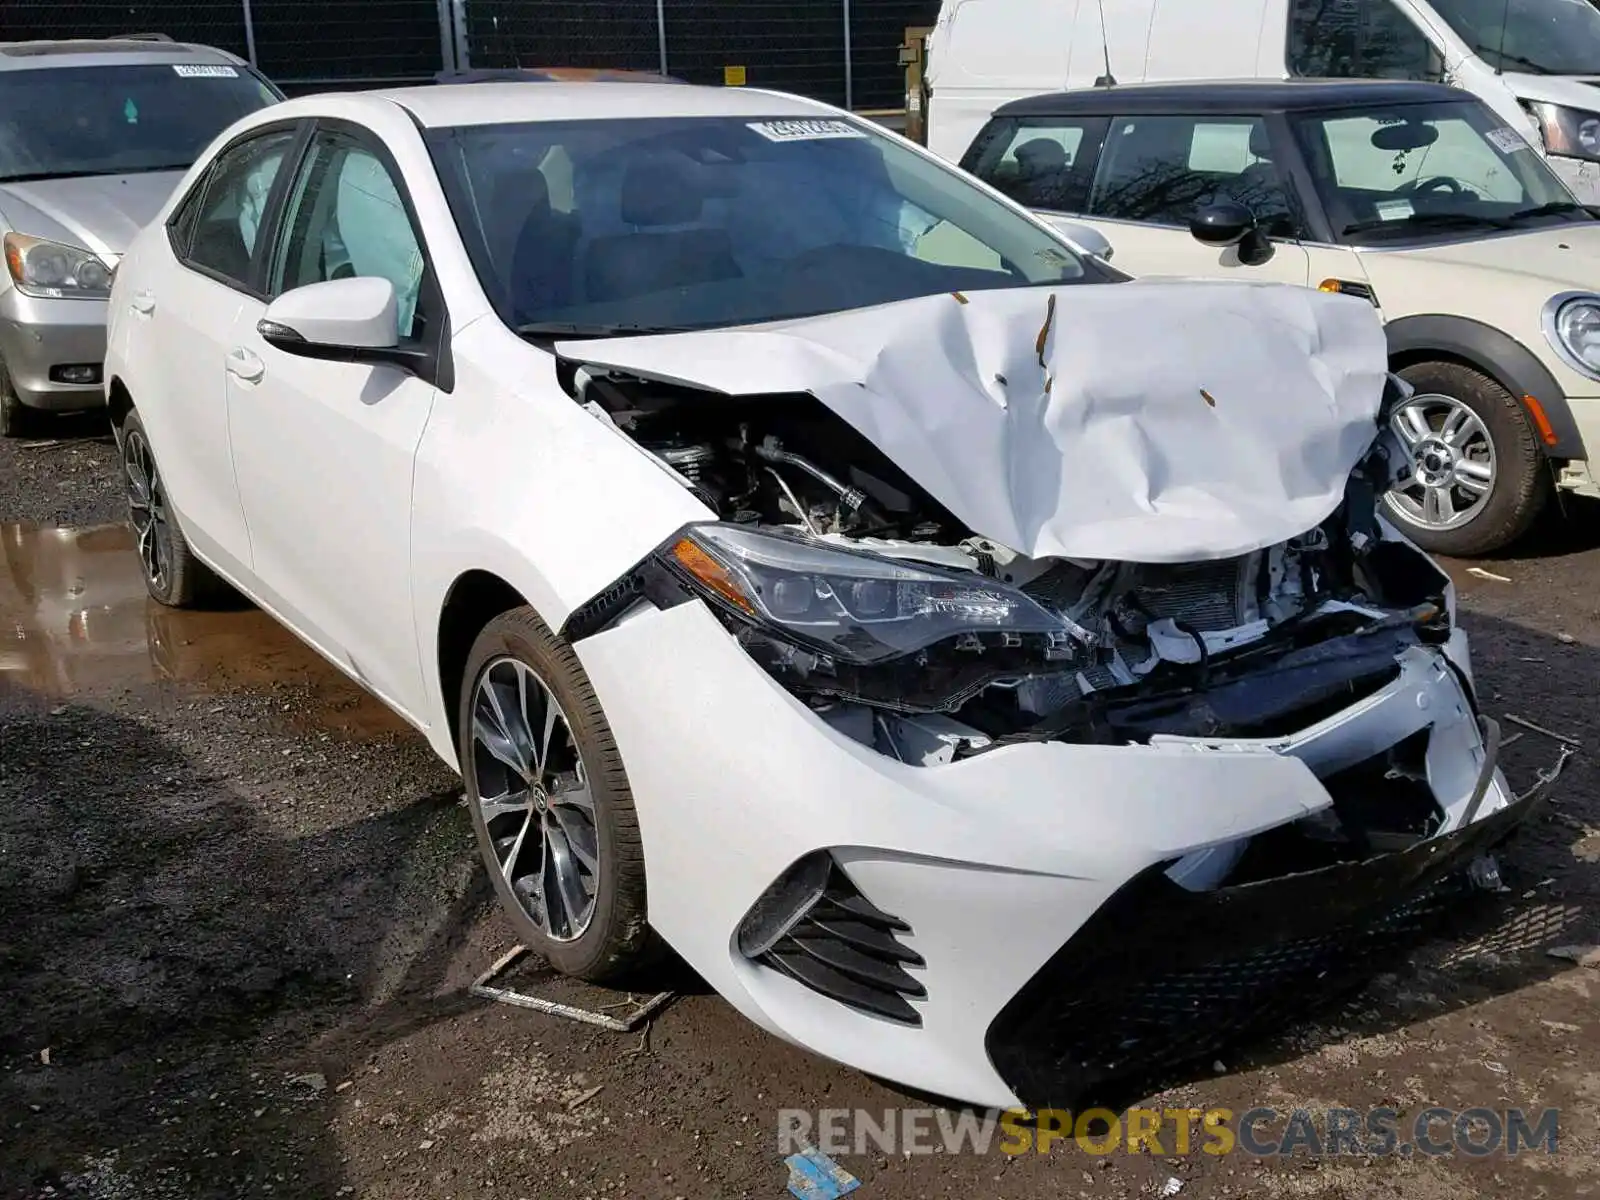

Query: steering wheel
1398;175;1469;197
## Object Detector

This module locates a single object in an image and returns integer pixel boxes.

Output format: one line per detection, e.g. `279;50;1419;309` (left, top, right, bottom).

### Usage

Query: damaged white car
105;81;1563;1110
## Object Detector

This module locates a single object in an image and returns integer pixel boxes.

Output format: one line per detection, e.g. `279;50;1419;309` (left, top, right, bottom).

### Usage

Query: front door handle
130;290;155;316
225;347;265;384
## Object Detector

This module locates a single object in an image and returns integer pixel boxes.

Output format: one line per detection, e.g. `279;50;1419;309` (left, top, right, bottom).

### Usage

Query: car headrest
1014;137;1069;174
1249;123;1272;161
620;160;704;226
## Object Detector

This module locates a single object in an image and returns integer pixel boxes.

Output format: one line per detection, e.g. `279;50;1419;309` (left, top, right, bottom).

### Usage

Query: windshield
1430;0;1600;75
1291;98;1589;243
426;115;1097;335
0;64;281;184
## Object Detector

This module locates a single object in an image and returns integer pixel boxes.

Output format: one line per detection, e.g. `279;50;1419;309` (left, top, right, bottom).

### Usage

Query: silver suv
0;36;282;435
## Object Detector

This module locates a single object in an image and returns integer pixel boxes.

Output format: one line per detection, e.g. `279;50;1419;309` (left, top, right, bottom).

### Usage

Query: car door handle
130;291;155;316
225;348;265;384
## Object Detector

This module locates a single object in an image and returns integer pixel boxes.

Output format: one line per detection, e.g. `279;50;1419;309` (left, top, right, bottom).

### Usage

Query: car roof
377;81;838;128
0;36;247;72
994;78;1471;118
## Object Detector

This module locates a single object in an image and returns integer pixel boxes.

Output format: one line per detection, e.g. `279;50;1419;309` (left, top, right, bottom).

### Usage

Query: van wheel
1381;362;1548;557
0;356;35;438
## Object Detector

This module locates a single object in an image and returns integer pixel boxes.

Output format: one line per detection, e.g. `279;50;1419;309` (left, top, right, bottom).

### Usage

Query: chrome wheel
124;428;172;591
1387;393;1496;532
471;657;600;942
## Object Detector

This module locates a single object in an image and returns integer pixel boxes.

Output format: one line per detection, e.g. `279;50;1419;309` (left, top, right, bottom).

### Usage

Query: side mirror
1191;201;1274;267
1048;218;1115;262
257;276;430;376
1190;201;1255;248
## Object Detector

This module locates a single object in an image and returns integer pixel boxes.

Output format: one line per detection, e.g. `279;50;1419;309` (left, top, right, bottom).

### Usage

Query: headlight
3;233;114;299
1542;291;1600;379
1527;102;1600;162
659;523;1084;667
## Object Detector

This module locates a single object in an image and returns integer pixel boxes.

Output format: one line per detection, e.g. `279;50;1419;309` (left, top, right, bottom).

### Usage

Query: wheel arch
436;569;530;754
107;376;135;437
1384;315;1585;461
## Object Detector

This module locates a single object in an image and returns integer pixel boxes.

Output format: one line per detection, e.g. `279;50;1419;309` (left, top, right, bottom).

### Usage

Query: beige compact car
963;78;1600;557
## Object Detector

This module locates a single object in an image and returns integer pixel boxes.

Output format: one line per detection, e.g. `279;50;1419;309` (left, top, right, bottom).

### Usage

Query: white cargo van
926;0;1600;203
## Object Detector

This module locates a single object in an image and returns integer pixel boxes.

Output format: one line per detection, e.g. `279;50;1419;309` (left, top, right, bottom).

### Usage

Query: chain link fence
4;0;938;109
2;1;249;58
464;0;661;75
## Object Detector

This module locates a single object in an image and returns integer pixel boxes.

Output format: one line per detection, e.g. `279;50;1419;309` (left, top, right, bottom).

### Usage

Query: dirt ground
2;413;1596;1200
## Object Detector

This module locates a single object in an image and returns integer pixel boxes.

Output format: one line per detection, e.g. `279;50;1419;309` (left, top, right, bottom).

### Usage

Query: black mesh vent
985;782;1545;1108
759;862;926;1025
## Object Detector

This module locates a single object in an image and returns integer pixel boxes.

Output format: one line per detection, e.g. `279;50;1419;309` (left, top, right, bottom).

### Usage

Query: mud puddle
0;521;407;737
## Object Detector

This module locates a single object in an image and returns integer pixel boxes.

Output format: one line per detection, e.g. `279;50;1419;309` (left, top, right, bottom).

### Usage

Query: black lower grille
758;861;926;1025
986;781;1548;1108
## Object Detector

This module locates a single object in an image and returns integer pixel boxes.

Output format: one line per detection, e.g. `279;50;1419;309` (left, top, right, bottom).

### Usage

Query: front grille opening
986;879;1462;1107
1227;729;1440;885
740;854;926;1026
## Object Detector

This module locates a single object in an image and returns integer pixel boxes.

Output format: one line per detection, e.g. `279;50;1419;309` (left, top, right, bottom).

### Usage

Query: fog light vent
738;852;926;1025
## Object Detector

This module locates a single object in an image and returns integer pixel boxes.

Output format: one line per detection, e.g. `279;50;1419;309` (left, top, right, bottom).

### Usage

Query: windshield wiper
1342;211;1516;236
1473;44;1557;75
515;321;697;340
1506;200;1592;222
0;163;193;184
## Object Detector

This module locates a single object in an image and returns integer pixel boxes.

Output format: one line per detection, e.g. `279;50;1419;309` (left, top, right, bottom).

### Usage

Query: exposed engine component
569;365;1452;752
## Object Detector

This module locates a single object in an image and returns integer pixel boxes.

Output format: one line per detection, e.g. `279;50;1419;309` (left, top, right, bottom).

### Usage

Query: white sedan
105;80;1555;1110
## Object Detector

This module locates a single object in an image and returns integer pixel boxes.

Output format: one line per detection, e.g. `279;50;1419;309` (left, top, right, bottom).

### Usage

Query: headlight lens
661;523;1084;666
3;233;114;299
1528;102;1600;162
1545;293;1600;377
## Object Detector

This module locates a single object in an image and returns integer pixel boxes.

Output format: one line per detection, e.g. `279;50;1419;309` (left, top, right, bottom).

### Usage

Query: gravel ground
1;412;1596;1200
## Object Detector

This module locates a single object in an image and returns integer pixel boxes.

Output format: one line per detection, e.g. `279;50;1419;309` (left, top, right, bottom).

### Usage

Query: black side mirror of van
1191;202;1273;266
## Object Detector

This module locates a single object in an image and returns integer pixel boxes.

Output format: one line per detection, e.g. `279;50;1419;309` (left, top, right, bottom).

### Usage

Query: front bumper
0;286;109;411
575;600;1548;1109
988;766;1557;1107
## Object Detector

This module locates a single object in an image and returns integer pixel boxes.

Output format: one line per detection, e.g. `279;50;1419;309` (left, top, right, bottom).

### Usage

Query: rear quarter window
964;115;1108;213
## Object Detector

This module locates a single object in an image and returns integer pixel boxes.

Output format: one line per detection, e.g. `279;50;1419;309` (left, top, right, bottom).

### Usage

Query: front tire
0;355;35;438
459;607;653;983
1381;361;1549;557
119;408;225;608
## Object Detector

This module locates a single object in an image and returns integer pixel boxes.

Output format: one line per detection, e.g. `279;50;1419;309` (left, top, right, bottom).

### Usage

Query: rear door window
179;128;298;290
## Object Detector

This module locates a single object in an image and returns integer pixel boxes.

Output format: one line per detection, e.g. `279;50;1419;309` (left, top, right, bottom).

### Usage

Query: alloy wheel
124;428;173;591
471;657;600;942
1387;393;1496;532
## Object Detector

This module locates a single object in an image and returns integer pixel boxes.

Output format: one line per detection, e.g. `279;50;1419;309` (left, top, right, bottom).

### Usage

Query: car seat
581;160;742;304
1226;125;1294;235
509;170;581;321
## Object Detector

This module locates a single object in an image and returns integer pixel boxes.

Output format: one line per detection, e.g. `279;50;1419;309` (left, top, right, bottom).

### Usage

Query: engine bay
566;363;1453;760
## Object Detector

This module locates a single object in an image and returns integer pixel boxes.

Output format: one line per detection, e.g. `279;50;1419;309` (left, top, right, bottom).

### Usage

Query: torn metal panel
559;281;1389;563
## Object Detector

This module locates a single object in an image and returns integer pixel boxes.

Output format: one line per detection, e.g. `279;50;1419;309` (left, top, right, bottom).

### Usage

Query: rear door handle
130;291;155;316
225;347;265;384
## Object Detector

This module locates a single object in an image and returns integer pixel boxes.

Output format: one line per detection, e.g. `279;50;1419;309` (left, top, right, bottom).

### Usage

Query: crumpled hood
0;171;186;258
561;281;1390;563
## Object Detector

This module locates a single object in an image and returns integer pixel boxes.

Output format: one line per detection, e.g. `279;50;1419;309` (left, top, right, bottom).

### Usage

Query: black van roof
994;78;1470;117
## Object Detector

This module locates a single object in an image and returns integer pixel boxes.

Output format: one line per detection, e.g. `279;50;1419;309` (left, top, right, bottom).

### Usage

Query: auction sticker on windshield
748;119;866;142
1486;126;1531;154
172;64;239;78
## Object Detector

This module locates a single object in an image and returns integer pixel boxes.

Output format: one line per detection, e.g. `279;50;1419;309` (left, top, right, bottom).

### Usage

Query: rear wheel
1382;361;1549;557
459;607;654;983
120;408;226;608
